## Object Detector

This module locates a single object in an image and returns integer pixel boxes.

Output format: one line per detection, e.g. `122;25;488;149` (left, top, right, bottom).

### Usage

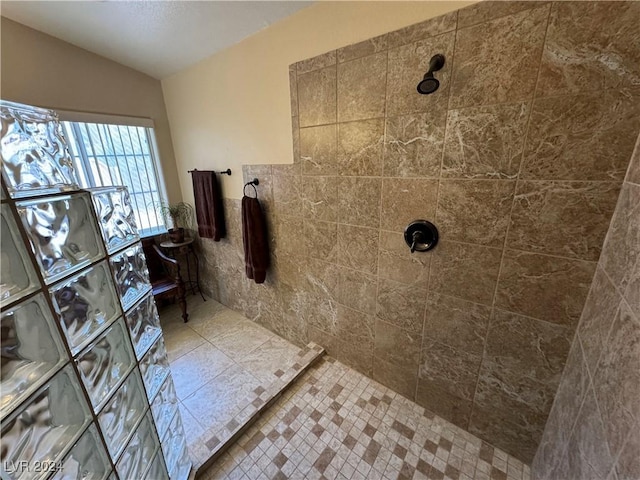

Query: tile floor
158;296;324;471
197;359;531;480
160;297;531;480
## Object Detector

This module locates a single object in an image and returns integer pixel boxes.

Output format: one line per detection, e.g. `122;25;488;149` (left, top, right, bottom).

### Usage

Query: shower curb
188;342;326;478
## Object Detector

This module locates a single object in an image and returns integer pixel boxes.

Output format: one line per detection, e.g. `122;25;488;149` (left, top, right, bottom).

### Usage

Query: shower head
417;76;440;95
417;54;445;95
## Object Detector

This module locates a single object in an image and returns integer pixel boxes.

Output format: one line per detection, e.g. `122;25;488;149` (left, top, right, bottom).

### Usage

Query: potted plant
154;201;194;243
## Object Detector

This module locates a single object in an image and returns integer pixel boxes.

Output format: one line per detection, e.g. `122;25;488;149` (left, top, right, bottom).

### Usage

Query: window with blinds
62;120;168;237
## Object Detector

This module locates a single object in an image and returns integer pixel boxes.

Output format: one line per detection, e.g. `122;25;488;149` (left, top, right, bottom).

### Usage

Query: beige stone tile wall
196;1;640;464
532;134;640;479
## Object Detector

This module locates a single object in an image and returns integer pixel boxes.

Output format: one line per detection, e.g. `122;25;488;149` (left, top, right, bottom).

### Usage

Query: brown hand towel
242;195;269;283
192;170;225;241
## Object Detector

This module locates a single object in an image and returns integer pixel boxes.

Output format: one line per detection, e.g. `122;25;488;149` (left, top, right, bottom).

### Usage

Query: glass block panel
151;376;178;440
90;187;139;254
97;369;146;461
0;100;79;198
116;413;158;480
161;412;189;478
49;261;121;355
140;336;170;401
0;204;39;308
17;194;105;284
0;365;91;480
125;293;161;360
51;424;111;480
1;293;67;418
169;442;191;480
144;449;169;480
109;243;150;312
76;319;135;412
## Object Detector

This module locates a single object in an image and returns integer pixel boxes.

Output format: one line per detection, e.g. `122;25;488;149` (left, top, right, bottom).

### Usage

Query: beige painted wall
162;1;476;201
0;17;182;203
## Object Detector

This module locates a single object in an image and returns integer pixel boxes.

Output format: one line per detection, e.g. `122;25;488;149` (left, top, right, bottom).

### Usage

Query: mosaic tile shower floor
160;297;531;480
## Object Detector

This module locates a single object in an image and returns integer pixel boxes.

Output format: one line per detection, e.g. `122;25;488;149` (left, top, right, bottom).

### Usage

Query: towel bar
188;168;232;175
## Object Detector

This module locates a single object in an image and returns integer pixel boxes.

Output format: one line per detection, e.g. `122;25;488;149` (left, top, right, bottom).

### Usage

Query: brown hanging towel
191;170;226;241
242;194;269;283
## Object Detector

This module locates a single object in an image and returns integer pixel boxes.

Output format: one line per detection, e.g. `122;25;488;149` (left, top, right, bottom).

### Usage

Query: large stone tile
163;325;206;362
337;224;378;275
182;363;262;430
337;339;373;377
423;293;491;355
577;266;623;375
568;385;616;480
210;321;278;361
337;119;384;177
457;1;545;28
297;66;337;127
337;33;387;64
170;343;236;400
601;183;640;294
289;65;298;117
486;309;572;383
468;401;544;464
508;180;620;261
521;91;640;181
238;336;301;384
419;340;481;402
337;177;381;228
533;338;591;478
179;400;206;440
450;4;549;109
378;230;430;286
429;241;502;305
615;419;640;480
304;220;337;264
495;250;596;326
380;178;438;233
374;318;422;371
304;259;340;334
436;179;516;247
372;356;418;400
301;176;338;222
273;216;305;259
386;31;455;117
337;52;387;122
376;278;428;336
592;301;640;457
337;305;375;351
296;50;336;75
625;257;640;319
308;326;338;356
338;305;375;376
300;124;337;176
337;267;377;315
442;102;529;179
384;112;446;178
474;357;559;418
537;2;640;95
272;174;301;218
386;11;457;49
415;379;473;430
629;134;640;186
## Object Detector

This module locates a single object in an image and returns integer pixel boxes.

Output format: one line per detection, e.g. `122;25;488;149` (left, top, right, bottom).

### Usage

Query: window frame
58;110;169;238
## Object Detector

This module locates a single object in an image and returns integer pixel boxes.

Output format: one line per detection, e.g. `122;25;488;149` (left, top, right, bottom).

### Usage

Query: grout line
467;2;554;430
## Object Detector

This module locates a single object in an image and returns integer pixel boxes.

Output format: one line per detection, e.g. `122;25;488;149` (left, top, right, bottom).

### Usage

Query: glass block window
62;121;167;237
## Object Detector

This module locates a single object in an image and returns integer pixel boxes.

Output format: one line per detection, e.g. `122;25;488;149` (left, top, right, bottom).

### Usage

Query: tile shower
196;0;640;466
